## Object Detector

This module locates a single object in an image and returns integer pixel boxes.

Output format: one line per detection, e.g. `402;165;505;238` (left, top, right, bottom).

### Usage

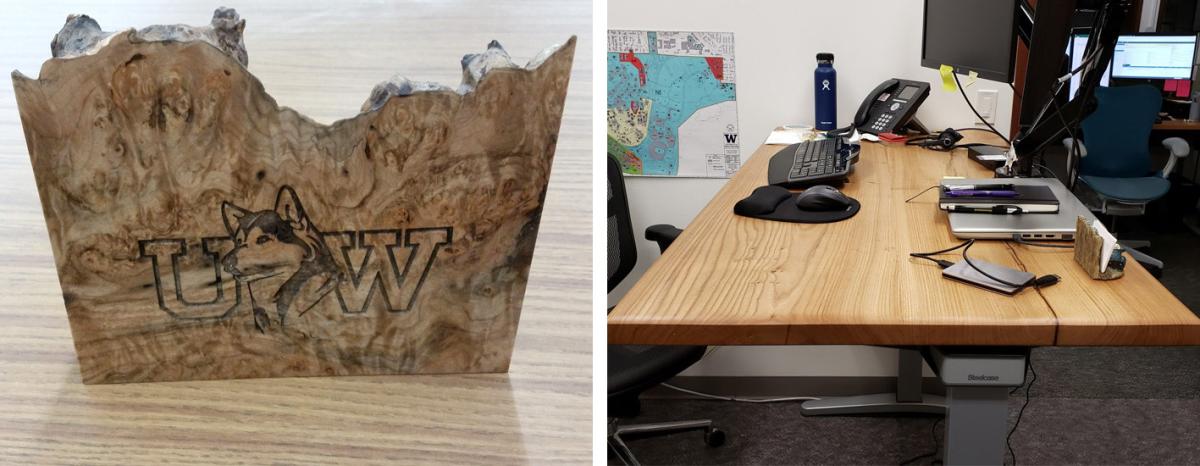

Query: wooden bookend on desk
11;9;575;383
1074;216;1124;281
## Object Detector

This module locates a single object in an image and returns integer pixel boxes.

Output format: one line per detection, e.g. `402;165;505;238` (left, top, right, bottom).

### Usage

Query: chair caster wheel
705;427;725;447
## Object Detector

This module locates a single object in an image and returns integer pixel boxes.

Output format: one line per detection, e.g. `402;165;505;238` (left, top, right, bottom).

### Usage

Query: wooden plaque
12;11;575;383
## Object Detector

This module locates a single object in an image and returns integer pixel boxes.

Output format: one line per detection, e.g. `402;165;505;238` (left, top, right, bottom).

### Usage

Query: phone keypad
869;113;893;132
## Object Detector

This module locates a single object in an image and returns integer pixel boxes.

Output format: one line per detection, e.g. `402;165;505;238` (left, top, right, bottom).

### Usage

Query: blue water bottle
814;53;837;131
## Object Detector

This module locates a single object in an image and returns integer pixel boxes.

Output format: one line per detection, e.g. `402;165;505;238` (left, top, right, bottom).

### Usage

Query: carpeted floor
611;211;1200;465
611;395;1200;465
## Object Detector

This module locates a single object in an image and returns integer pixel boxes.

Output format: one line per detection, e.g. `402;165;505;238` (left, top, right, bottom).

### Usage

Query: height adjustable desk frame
608;137;1200;466
803;347;1027;465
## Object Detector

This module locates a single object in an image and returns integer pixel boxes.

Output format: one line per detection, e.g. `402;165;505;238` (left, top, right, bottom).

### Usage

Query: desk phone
853;79;931;135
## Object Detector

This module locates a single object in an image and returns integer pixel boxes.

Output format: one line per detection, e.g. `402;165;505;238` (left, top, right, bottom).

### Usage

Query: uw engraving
138;185;452;332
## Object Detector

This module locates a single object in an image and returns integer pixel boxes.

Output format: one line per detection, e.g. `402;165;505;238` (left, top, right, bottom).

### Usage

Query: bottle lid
816;52;834;61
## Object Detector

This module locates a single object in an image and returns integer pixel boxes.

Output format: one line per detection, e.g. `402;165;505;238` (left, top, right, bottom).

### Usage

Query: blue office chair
1062;85;1191;244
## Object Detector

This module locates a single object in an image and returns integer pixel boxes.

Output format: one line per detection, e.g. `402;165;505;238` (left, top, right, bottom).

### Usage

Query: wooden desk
609;140;1200;347
608;137;1200;465
0;1;590;463
1154;119;1200;131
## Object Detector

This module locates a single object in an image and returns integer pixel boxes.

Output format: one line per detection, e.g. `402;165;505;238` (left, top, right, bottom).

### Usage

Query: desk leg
930;347;1028;466
800;349;945;415
943;385;1010;465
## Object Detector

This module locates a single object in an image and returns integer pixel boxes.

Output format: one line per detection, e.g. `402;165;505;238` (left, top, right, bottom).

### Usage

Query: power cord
1030;162;1061;182
952;73;1010;145
661;347;821;403
660;383;820;403
962;239;1060;290
910;239;1061;291
909;239;972;269
899;417;944;466
905;185;941;203
1006;358;1037;466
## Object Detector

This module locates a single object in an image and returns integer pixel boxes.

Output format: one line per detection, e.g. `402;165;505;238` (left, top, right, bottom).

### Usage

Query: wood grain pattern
608;137;1200;347
0;1;590;462
1153;119;1200;131
1011;238;1200;345
13;15;574;384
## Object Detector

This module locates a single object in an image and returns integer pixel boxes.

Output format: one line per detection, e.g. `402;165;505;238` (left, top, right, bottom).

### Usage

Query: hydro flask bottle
814;52;837;131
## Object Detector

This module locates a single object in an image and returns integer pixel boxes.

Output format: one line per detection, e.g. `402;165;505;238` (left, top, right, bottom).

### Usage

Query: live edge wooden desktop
607;133;1200;465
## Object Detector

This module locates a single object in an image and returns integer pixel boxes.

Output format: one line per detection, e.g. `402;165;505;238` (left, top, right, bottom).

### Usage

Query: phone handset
854;79;900;128
829;78;930;138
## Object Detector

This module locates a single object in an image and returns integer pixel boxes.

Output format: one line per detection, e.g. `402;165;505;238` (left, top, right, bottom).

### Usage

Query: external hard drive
942;259;1035;296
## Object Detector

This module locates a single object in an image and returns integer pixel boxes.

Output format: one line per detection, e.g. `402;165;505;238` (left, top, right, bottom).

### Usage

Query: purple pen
944;189;1019;198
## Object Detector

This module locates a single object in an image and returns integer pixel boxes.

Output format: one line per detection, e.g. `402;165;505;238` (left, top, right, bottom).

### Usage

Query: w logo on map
606;29;741;178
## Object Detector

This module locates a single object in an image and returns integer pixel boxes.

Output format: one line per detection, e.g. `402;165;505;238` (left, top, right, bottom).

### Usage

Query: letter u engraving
139;237;241;320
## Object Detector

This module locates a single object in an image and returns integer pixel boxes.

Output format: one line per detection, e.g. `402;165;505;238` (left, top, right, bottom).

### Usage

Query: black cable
1030;162;1061;182
911;240;972;258
1047;86;1083;184
907;140;1009;152
1007;358;1037;466
910;240;972;269
954;127;1006;134
952;73;1011;145
899;417;944;466
905;185;940;203
914;240;1060;291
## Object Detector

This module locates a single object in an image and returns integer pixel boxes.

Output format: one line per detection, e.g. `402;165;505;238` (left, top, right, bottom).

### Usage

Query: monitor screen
1110;35;1197;80
1068;33;1111;98
921;0;1017;82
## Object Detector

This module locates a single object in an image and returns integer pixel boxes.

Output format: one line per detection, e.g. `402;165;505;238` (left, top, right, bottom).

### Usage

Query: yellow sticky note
939;64;957;92
966;70;979;88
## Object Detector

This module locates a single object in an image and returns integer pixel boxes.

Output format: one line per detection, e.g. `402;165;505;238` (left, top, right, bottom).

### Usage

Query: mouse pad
733;185;860;223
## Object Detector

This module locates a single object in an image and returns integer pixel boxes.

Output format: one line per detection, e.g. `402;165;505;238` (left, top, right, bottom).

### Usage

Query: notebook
938;184;1059;214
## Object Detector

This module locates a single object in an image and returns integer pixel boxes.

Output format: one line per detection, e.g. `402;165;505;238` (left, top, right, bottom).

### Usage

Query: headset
906;127;1006;152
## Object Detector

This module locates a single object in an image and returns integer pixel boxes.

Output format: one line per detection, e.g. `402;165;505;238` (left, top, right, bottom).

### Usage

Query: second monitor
1110;34;1197;80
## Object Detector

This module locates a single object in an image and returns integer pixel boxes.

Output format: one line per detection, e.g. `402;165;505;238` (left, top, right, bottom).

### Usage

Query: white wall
608;0;1014;377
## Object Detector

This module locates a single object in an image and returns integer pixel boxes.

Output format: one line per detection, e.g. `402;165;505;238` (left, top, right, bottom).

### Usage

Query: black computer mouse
795;185;852;211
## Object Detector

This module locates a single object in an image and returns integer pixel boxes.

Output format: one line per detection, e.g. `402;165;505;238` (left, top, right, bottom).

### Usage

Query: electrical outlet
976;89;998;124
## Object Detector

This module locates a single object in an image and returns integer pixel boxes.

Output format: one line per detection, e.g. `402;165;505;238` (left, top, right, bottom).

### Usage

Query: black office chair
607;157;724;465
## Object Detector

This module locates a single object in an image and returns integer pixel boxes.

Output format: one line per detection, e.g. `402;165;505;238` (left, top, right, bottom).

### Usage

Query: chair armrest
1161;137;1191;178
645;224;683;253
1062;137;1087;158
1121;245;1163;278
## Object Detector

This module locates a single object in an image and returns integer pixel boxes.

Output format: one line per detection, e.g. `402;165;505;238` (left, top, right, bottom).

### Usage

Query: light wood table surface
1154;119;1200;131
609;136;1200;347
0;1;591;464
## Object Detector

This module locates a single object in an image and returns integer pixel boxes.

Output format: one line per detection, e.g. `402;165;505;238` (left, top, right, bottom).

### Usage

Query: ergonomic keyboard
766;137;860;189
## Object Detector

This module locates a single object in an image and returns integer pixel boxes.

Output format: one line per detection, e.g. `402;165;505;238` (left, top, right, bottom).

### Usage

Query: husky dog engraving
220;186;341;332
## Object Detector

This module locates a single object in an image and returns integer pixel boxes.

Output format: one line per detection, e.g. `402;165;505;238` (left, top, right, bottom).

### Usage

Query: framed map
607;30;741;178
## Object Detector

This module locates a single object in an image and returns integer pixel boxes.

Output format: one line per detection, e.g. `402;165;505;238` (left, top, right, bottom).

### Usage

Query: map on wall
607;30;740;178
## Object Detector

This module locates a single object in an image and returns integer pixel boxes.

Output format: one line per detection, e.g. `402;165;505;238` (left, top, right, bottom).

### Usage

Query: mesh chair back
1078;85;1161;178
608;157;637;293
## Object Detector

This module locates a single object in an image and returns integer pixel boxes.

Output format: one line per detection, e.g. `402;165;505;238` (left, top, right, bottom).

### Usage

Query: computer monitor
1110;34;1197;80
921;0;1017;82
1068;33;1111;98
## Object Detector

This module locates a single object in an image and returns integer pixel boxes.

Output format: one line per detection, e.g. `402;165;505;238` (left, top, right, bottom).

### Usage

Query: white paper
976;154;1008;161
1093;219;1118;273
765;130;806;145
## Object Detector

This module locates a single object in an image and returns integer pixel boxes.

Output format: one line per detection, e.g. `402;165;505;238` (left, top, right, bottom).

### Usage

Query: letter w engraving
323;227;451;314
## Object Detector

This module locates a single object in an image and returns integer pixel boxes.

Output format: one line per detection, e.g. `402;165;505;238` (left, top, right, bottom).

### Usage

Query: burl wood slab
12;10;576;384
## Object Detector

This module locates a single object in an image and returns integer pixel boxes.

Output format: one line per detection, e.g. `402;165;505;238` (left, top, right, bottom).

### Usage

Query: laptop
946;177;1098;240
